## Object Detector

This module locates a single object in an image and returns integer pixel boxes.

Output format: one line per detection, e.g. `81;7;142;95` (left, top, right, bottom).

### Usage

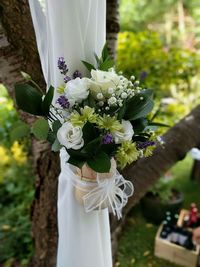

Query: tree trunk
0;1;59;266
106;0;120;59
191;160;200;183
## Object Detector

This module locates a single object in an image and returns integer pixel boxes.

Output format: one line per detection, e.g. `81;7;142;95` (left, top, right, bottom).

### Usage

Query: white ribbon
65;165;134;220
83;172;134;219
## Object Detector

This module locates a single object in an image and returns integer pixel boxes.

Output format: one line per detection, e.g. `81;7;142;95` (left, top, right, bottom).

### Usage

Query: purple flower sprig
56;95;70;109
102;134;114;145
136;140;155;150
58;57;69;75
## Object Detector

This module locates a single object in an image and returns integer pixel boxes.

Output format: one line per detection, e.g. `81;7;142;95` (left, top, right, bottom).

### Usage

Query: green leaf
148;121;170;127
67;149;89;160
42;86;54;116
51;138;62;152
99;58;114;71
101;43;109;61
87;151;111;173
81;60;96;71
84;137;101;154
21;71;32;81
125;91;154;121
68;156;85;169
132;118;148;134
47;131;56;144
94;53;101;65
31;118;49;140
82;122;98;145
15;83;43;115
10;123;30;142
101;143;118;157
52;120;62;133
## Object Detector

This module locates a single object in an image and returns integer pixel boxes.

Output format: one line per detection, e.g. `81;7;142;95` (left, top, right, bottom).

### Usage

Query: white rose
113;120;134;144
89;69;120;97
65;77;89;106
57;122;84;150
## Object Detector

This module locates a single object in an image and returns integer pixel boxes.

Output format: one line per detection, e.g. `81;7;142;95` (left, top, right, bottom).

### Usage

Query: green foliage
42;85;54;116
0;85;34;265
10;122;30;143
151;173;174;204
120;0;200;42
87;151;111;173
15;84;43;116
82;43;114;71
120;0;177;32
124;90;154;121
31;118;49;140
117;31;200;98
0;162;34;263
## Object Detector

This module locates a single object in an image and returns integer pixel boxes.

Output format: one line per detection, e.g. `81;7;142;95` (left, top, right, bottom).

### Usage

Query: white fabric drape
28;1;113;267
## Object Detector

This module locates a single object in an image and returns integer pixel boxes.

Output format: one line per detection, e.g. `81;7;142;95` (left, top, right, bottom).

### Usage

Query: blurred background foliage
0;85;34;266
1;0;200;266
118;0;200;128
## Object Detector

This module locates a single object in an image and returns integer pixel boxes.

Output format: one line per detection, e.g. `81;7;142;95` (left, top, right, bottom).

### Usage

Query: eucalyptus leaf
31;118;49;140
15;84;43;115
10;123;30;142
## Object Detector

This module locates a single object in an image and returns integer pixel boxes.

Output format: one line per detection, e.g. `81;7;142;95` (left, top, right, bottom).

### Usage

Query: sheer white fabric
28;1;113;267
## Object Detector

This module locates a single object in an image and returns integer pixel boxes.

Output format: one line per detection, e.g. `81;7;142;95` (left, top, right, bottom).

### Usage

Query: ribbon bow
83;171;134;219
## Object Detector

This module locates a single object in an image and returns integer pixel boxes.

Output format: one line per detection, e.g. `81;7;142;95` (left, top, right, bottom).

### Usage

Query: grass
116;155;200;267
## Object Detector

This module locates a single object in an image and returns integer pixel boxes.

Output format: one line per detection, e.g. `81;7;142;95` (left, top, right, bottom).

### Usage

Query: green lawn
117;155;200;267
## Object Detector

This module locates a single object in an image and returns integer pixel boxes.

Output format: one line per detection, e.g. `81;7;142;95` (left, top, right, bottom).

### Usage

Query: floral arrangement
15;45;162;173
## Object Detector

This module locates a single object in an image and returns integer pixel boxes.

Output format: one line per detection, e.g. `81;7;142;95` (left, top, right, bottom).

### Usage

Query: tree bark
191;160;200;182
0;1;59;266
106;0;120;59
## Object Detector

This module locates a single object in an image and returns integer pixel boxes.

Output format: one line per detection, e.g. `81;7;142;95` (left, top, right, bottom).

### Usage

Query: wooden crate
155;225;200;267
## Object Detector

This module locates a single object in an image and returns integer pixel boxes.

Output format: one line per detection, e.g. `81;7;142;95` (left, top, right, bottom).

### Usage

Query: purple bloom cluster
56;95;70;109
137;140;155;150
73;70;82;79
102;134;114;145
64;76;71;83
58;57;68;75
